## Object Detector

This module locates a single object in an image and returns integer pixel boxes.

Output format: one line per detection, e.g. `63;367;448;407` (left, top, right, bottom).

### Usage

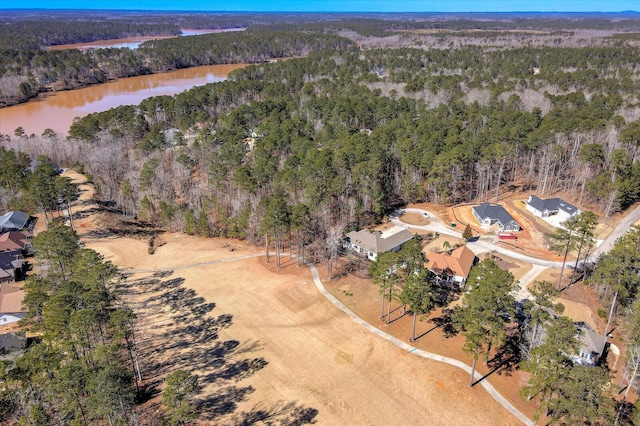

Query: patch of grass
607;33;640;40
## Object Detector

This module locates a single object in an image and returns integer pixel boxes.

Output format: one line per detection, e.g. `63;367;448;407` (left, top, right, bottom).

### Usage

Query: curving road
306;264;535;426
118;250;535;425
587;204;640;263
392;206;640;302
391;208;565;268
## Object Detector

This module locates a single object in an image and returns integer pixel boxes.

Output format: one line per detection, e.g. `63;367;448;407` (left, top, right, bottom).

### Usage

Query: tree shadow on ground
229;400;319;425
472;335;522;386
486;333;521;377
430;308;458;338
198;385;256;420
118;270;319;423
433;282;461;308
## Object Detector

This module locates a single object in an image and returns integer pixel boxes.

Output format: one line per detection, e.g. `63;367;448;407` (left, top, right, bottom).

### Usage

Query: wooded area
2;11;640;425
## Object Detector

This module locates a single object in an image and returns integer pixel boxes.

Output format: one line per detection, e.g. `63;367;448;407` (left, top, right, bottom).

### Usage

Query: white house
526;195;581;220
472;202;520;232
345;226;414;261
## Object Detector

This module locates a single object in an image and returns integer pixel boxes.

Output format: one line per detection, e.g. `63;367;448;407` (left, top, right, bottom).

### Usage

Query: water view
47;28;246;51
0;63;248;137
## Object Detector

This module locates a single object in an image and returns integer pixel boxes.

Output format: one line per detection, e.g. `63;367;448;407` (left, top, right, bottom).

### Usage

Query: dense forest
7;44;637;235
2;12;640;424
2;11;640;106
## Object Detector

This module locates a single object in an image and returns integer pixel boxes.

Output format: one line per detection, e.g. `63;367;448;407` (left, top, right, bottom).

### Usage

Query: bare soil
67;173;522;425
399;211;430;226
21;173;635;423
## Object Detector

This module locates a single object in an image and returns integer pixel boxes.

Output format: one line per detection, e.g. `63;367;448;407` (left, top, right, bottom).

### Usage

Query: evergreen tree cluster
0;221;141;424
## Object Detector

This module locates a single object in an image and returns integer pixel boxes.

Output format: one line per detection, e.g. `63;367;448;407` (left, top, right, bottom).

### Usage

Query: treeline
138;29;353;70
2;46;635;248
0;20;181;50
260;16;640;37
0;29;353;107
0;220;140;423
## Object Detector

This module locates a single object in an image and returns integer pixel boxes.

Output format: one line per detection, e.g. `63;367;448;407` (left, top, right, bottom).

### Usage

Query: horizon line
1;8;639;14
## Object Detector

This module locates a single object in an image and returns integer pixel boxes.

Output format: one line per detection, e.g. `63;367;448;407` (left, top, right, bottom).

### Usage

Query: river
0;63;249;137
47;28;245;51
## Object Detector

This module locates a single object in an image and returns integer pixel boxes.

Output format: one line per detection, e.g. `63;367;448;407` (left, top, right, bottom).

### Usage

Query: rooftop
425;245;476;279
347;226;414;254
527;195;580;215
0;211;29;232
473;202;518;227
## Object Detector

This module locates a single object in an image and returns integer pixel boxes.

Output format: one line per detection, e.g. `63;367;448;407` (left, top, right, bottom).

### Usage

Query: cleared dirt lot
63;168;521;424
84;235;522;425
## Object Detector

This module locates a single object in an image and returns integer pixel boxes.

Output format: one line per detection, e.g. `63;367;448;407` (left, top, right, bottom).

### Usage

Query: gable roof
527;195;580;215
0;211;28;232
346;226;414;254
575;322;606;354
473;202;518;227
0;251;23;272
425;245;476;279
0;231;30;252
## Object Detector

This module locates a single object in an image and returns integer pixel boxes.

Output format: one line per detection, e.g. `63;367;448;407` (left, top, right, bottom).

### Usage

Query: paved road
392;208;565;268
306;264;535;426
587;204;640;263
394;205;640;302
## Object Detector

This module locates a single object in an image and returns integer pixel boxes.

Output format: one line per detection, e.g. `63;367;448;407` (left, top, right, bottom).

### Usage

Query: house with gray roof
472;202;520;232
572;322;606;366
0;211;32;233
526;195;581;223
345;226;414;261
0;251;26;284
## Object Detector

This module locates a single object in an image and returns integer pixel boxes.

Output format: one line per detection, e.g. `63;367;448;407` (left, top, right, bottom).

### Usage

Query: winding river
0;63;249;137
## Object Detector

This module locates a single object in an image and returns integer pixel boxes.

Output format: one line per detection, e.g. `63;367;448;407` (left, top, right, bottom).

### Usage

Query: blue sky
1;0;638;12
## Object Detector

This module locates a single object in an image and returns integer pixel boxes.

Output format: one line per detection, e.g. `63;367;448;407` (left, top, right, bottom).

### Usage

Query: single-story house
572;322;606;367
424;245;476;285
345;226;414;261
0;251;27;283
0;283;25;326
0;231;32;253
526;195;581;222
472;202;520;232
0;211;33;233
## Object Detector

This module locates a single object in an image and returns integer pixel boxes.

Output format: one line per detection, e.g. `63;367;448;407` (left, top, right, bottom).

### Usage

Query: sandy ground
18;171;632;424
60;171;522;425
82;236;522;425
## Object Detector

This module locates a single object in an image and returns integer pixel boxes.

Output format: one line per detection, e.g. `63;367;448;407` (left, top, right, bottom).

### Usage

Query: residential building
424;245;476;285
472;202;520;232
0;211;32;233
526;195;581;225
0;283;25;325
573;322;606;366
0;251;27;283
345;226;414;261
0;231;32;253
